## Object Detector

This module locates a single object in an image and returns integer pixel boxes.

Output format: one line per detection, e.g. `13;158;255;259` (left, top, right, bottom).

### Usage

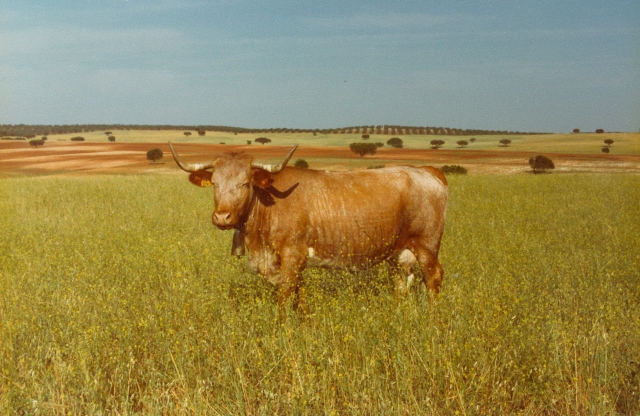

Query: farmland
1;172;639;414
1;130;639;414
1;131;639;176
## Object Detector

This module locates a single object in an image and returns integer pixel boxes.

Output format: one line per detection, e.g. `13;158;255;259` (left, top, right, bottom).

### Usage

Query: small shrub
573;128;580;133
604;139;614;146
469;137;476;143
596;129;604;134
499;139;512;147
108;136;116;142
70;136;85;141
146;148;163;163
294;159;309;169
440;165;467;175
246;140;252;145
430;139;445;149
349;143;378;157
184;132;192;137
29;139;45;148
456;140;468;148
197;130;206;136
601;147;610;154
528;155;555;174
361;134;370;140
387;137;403;148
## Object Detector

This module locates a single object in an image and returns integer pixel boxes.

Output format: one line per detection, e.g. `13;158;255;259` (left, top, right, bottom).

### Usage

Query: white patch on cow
406;273;415;289
308;247;315;258
398;249;416;267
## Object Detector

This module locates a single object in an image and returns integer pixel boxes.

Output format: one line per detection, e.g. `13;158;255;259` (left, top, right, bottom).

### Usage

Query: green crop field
1;174;639;414
47;130;640;156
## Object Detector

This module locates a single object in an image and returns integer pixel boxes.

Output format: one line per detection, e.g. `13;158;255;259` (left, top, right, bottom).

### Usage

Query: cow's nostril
213;211;232;224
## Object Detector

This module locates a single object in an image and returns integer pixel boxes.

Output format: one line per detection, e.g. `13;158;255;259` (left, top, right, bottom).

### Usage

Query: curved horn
251;145;298;173
169;141;214;172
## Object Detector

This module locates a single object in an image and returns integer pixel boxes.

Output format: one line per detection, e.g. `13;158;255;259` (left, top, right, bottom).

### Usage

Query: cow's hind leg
412;245;443;294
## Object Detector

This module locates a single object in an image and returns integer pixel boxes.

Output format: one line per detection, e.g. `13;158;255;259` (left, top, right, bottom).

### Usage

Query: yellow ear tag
189;171;213;187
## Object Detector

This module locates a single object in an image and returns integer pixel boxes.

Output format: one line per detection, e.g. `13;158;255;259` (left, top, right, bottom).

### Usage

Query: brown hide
175;148;448;310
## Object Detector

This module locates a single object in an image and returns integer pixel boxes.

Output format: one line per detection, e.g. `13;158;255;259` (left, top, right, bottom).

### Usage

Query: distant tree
70;136;85;141
573;128;580;133
604;139;614;146
41;136;48;141
528;155;555;174
362;134;370;140
456;140;468;148
294;159;309;169
255;137;271;145
146;148;163;163
469;138;476;143
430;139;445;149
499;139;512;147
595;129;604;134
25;134;36;139
387;137;403;148
29;139;45;148
440;165;467;175
375;142;384;148
108;135;116;142
197;130;206;136
349;142;378;157
601;146;610;154
184;131;192;137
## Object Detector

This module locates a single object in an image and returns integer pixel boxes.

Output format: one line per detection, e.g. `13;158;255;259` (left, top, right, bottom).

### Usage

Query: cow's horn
251;145;298;173
169;141;215;172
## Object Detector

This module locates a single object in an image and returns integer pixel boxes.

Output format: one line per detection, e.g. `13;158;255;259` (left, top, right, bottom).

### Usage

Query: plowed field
1;141;639;176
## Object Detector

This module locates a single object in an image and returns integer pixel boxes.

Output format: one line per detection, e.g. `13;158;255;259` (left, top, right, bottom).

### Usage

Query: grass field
1;174;639;414
47;130;640;156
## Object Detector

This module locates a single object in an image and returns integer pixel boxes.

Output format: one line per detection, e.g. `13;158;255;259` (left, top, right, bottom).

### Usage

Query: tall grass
1;174;639;414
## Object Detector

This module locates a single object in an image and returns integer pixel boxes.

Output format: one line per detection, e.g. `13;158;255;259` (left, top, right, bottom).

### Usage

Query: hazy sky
1;0;638;132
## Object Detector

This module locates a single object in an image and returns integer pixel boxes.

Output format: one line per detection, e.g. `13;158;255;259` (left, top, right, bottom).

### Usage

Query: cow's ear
252;169;274;188
188;170;213;187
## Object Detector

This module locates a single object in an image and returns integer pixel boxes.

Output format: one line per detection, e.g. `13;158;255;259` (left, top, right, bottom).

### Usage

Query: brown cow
169;142;448;311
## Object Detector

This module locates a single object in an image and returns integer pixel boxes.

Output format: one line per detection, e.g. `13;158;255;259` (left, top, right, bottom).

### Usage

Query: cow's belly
305;244;396;271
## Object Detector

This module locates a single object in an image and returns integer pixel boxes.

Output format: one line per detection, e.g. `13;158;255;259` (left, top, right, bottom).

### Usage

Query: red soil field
1;141;639;177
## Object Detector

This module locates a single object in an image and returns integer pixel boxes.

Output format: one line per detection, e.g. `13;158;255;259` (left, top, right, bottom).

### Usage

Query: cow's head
169;142;297;230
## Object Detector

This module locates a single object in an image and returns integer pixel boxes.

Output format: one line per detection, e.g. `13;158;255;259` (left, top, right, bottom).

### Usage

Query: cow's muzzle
212;210;237;229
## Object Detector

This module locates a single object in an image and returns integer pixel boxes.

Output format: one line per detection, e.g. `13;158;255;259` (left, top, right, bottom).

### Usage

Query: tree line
0;124;549;138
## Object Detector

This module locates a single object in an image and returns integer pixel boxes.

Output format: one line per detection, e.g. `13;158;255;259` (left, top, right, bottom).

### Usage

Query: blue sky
1;0;638;132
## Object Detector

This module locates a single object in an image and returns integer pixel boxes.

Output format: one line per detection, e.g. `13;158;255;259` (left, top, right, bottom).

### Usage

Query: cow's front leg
277;249;307;314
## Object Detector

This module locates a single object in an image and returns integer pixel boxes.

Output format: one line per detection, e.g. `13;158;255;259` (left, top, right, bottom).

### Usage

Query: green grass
1;174;639;414
49;130;640;155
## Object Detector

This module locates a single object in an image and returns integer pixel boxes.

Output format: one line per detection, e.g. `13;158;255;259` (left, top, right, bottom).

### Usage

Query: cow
169;142;448;311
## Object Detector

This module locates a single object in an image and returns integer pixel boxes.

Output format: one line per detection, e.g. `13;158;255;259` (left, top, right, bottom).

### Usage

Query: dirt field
1;140;639;177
